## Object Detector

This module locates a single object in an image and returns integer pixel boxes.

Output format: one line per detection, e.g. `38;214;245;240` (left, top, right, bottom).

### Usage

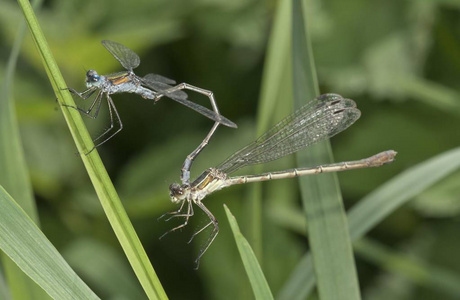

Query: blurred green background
1;0;460;299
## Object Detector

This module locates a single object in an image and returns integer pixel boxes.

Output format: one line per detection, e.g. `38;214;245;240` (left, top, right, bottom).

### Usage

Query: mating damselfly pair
66;41;396;269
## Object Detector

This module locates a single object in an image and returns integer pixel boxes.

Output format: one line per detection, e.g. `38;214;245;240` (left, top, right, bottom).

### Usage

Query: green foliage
225;205;273;300
0;186;99;299
15;0;167;298
292;0;360;299
276;147;460;300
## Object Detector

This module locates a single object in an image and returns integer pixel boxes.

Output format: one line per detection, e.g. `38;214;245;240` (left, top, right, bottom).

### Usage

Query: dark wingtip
220;118;238;128
227;121;238;128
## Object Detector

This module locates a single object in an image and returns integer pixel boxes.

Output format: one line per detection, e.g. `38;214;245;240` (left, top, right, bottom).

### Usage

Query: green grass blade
1;4;39;222
1;0;51;298
277;147;460;300
348;147;460;239
355;238;460;298
256;0;292;133
63;239;146;299
16;1;167;299
274;215;460;299
0;270;10;299
224;205;274;300
292;1;360;299
0;186;99;299
244;0;293;261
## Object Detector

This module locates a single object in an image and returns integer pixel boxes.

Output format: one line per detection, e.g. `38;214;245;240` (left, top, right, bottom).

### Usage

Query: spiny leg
164;203;195;221
65;87;97;100
157;198;188;221
86;94;123;154
63;90;104;119
156;84;224;185
187;221;213;244
64;88;122;153
159;200;194;240
193;201;219;269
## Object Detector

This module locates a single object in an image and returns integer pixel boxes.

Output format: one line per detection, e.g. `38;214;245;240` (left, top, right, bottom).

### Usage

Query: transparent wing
101;40;140;71
142;74;236;128
141;73;188;100
144;73;176;85
166;96;237;128
217;94;361;174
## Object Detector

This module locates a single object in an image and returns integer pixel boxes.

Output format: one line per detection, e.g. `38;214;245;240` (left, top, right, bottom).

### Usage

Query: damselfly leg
90;94;123;150
192;201;219;269
64;89;122;154
64;88;103;119
155;83;230;185
159;199;195;240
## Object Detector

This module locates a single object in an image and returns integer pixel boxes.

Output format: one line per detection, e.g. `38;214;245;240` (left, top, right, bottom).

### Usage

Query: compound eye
169;183;182;196
86;70;100;82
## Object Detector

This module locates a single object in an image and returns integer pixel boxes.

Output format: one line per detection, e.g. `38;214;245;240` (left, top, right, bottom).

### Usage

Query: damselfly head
85;70;102;87
169;183;187;203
